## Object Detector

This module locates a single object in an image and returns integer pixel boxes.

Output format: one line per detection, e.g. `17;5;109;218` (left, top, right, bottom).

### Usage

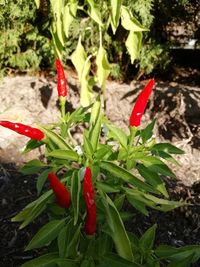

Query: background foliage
0;0;195;79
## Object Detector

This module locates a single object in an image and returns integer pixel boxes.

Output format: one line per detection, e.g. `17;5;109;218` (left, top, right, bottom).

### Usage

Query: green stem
126;126;137;169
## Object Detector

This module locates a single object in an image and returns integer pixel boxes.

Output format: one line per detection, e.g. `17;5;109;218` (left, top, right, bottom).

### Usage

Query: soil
0;68;200;266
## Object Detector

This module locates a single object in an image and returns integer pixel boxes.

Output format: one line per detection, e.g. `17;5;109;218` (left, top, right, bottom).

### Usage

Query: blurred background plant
0;0;198;80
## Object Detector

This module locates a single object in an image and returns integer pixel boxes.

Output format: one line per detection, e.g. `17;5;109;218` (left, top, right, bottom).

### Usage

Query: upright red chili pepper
83;167;96;235
129;79;155;127
48;172;71;208
0;120;45;141
56;58;67;99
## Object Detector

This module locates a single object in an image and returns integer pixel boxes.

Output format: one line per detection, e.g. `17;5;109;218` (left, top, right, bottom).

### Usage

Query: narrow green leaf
88;96;101;152
84;133;94;160
20;159;46;175
101;161;155;193
96;182;120;193
22;139;43;154
139;156;176;178
37;169;50;195
101;194;133;261
140;119;156;143
126;194;149;216
139;224;156;251
13;190;53;228
155;245;200;263
47;149;79;161
40;127;72;150
152;143;184;155
167;254;195;267
26;219;65;250
71;171;81;225
58;220;72;258
106;123;128;148
20;253;58;267
137;164;168;197
98;253;142;267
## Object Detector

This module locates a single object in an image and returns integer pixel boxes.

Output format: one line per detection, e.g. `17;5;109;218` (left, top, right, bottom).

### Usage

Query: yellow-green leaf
121;6;146;32
86;0;103;26
96;45;110;91
125;31;142;64
110;0;122;33
34;0;40;9
71;37;93;106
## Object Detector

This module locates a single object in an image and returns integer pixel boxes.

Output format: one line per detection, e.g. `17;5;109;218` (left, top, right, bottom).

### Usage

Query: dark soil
0;64;199;266
1;164;200;266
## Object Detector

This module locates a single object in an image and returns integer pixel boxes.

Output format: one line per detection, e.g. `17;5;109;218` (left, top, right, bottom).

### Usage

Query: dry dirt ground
0;72;200;266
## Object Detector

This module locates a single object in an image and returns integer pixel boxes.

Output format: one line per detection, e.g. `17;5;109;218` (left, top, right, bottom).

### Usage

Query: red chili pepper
129;79;155;127
56;58;67;98
83;167;96;235
0;120;45;141
48;172;71;208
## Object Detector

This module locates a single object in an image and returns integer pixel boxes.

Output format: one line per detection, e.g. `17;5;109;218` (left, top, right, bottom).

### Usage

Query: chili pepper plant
1;61;200;267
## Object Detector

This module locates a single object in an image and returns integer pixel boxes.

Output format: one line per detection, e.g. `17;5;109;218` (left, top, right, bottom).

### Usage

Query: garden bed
0;72;199;266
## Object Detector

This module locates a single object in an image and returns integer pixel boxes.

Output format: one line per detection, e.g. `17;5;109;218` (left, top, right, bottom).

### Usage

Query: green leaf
63;2;77;38
138;156;176;178
20;159;46;175
26;219;65;250
137;164;168;197
114;194;125;210
86;0;103;26
71;37;93;107
12;190;53;228
84;133;94;160
152;143;184;155
155;245;200;263
20;253;58;267
47;149;79;161
41;127;72;150
110;0;122;33
37;169;50;195
54;258;77;267
71;171;81;225
96;182;120;193
106;123;128;148
101;161;155;193
34;0;40;9
58;220;81;258
88;95;101;151
98;253;142;267
96;45;110;91
50;0;65;46
139;224;156;252
167;254;195;267
22;139;43;154
125;31;142;64
101;194;133;261
51;24;63;60
153;150;180;166
125;187;184;213
140;119;156;143
121;6;146;32
126;193;149;216
95;145;112;160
